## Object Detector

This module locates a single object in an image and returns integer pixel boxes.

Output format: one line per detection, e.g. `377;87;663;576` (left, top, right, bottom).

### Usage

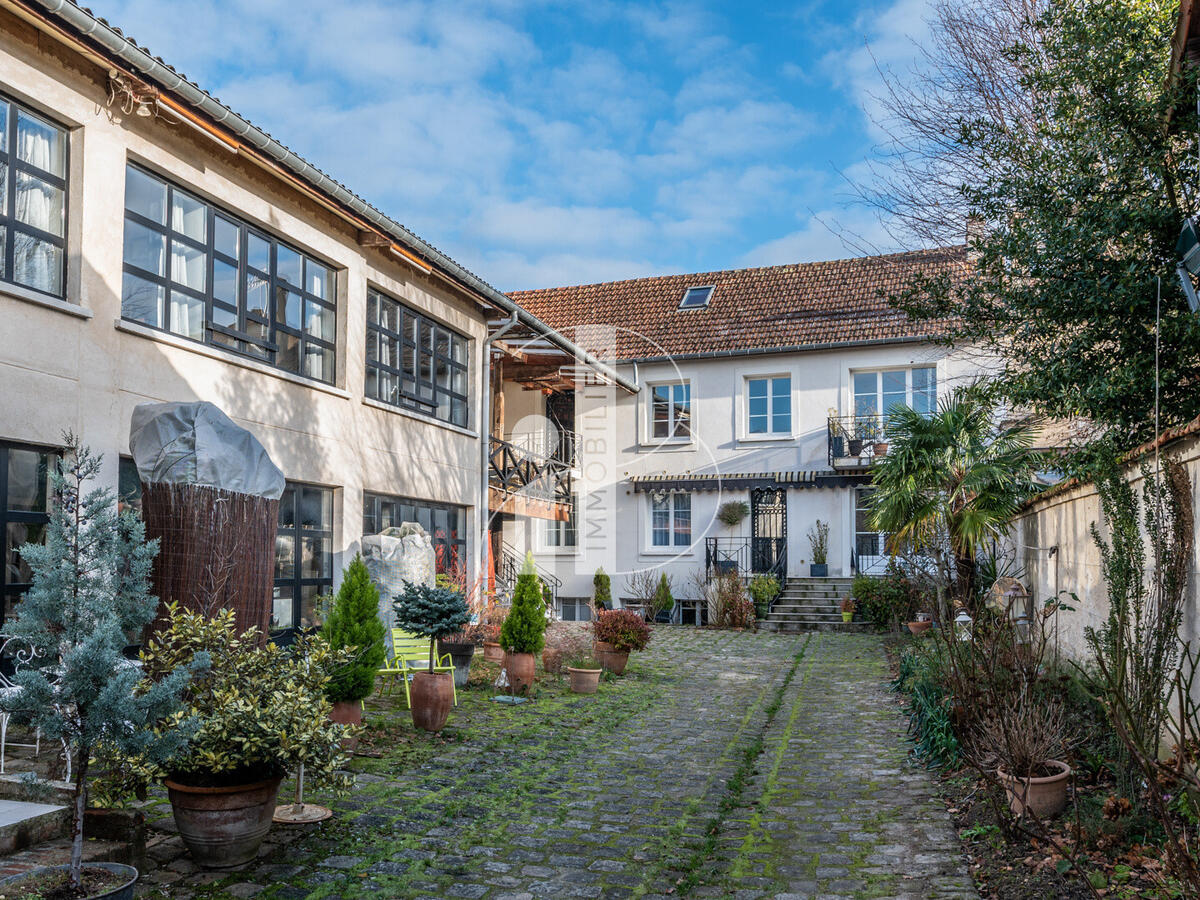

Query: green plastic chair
378;628;458;708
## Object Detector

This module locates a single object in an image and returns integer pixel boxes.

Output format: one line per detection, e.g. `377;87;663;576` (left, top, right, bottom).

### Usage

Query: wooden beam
488;487;570;521
357;229;390;248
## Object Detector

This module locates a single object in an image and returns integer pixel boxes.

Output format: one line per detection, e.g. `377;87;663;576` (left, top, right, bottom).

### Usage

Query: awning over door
628;470;869;492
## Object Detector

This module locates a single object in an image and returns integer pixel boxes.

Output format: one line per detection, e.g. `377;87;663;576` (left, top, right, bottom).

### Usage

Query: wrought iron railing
488;436;573;503
704;537;787;584
496;543;562;611
826;415;895;467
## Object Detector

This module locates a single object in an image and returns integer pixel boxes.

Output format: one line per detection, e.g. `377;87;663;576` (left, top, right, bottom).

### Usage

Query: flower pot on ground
320;554;387;745
164;777;282;868
807;520;829;579
997;761;1072;819
907;620;933;635
438;639;476;688
0;861;139;900
592;609;651;675
483;641;504;663
840;595;856;624
498;554;549;694
542;647;563;674
566;655;602;693
393;582;470;732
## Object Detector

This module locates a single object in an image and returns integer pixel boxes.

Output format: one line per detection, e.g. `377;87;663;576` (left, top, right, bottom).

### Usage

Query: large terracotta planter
907;620;932;636
165;776;282;868
410;671;454;732
329;699;362;753
0;862;138;899
482;641;504;663
438;640;476;688
998;760;1072;819
542;647;563;673
505;652;536;693
594;641;629;675
568;666;601;694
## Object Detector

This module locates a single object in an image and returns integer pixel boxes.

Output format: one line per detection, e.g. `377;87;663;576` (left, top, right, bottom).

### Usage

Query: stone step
759;620;873;634
769;603;842;614
0;799;69;855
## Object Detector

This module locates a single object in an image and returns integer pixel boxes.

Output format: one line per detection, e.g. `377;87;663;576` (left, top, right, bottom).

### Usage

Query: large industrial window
1;442;54;627
121;164;336;384
273;482;334;635
362;492;466;573
0;96;68;298
365;288;469;427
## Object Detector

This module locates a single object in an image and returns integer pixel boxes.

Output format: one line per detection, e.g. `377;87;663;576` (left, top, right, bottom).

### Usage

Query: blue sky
86;0;933;291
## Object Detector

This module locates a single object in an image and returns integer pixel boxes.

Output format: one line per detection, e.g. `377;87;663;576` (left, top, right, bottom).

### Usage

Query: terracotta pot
0;862;139;899
595;644;630;675
410;671;454;732
998;760;1072;819
329;699;362;753
505;652;536;693
165;776;282;868
482;641;504;663
438;640;475;688
907;620;932;636
542;647;563;674
874;441;889;456
568;666;602;693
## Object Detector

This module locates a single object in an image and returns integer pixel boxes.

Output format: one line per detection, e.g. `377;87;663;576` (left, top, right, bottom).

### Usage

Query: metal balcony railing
827;415;894;468
703;537;787;584
488;436;573;503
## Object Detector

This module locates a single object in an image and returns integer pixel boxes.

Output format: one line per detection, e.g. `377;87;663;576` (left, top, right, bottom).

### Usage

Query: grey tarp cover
129;401;286;499
362;524;436;653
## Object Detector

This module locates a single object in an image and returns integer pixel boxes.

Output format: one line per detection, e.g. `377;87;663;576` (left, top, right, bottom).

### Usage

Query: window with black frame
273;483;333;637
0;95;68;298
362;492;465;573
1;442;55;628
121;164;336;384
365;288;468;427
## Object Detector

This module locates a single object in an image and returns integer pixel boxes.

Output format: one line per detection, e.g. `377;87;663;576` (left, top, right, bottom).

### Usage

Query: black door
750;487;787;578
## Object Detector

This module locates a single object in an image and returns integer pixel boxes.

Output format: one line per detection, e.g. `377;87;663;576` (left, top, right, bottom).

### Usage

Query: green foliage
140;603;353;789
1;438;195;884
393;582;470;671
593;567;611;610
716;501;749;527
868;382;1044;606
500;553;547;654
807;520;829;565
651;574;674;620
892;0;1200;460
891;643;960;770
747;575;780;619
593;609;652;652
853;566;921;630
320;555;386;704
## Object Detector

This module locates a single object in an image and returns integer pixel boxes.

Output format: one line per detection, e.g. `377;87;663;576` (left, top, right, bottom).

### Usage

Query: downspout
480;312;520;596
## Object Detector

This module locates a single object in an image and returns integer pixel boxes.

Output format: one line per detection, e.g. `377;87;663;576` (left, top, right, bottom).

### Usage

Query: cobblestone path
141;630;975;900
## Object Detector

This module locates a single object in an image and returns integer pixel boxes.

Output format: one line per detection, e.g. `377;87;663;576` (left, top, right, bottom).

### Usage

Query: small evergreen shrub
593;609;652;652
393;583;470;671
716;500;749;527
651;573;674;620
747;575;781;619
593;567;612;611
500;554;548;654
321;555;386;704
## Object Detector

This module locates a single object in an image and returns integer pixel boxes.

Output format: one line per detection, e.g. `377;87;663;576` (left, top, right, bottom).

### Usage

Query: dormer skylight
679;285;714;309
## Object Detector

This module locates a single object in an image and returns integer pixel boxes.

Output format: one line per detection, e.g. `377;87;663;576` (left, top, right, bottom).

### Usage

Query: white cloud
739;207;901;267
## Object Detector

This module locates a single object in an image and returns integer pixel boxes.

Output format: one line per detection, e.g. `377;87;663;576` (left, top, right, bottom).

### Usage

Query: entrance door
854;487;889;574
750;487;787;578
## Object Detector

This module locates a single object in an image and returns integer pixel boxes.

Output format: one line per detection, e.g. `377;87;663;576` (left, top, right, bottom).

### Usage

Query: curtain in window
13;117;62;295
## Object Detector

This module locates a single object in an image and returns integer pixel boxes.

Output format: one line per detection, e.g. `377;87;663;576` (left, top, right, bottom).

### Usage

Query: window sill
639;438;694;451
362;396;478;438
640;548;696;558
1;283;93;320
736;433;795;445
115;319;351;399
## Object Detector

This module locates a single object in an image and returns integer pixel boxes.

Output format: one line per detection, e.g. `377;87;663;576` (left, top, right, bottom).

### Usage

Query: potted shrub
651;573;674;623
141;605;351;868
565;653;602;694
840;594;856;623
320;555;386;736
748;574;781;619
0;441;194;898
593;567;612;613
980;693;1072;819
808;520;829;577
716;500;749;529
592;609;651;674
499;554;547;693
393;583;470;731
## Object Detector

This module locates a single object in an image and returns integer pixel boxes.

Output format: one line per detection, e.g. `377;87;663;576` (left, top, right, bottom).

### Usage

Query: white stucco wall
0;22;487;588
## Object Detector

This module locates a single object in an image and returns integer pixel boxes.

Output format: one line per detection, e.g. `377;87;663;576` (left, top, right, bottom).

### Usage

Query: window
650;492;691;548
651;382;690;439
1;442;54;627
853;367;937;420
0;96;68;297
545;494;577;548
747;376;791;435
679;285;714;309
558;598;592;622
273;483;333;635
363;492;466;573
117;456;142;516
121;164;337;384
366;288;468;427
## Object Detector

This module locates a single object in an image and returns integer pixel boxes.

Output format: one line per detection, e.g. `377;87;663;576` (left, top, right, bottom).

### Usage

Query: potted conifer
593;567;612;613
500;555;548;693
0;440;194;899
320;555;386;747
393;583;469;731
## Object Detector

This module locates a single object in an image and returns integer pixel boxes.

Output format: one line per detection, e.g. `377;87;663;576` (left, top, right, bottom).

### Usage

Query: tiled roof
509;246;966;361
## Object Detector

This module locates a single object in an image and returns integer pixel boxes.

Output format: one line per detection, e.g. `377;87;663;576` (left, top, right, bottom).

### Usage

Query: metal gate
750;487;787;578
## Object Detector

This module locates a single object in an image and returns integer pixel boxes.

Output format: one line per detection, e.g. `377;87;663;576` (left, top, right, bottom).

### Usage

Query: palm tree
867;381;1044;609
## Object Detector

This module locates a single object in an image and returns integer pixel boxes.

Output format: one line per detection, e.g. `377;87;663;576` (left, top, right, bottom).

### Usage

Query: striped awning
628;470;867;492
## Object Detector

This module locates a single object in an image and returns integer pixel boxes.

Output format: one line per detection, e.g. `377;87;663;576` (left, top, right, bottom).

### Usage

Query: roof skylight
679;285;714;309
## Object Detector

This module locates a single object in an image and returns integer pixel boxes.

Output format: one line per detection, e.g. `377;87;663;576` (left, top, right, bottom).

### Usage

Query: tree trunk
70;749;88;888
955;548;976;611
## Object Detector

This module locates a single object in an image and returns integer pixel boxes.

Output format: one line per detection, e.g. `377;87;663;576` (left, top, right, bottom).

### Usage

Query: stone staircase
761;577;872;633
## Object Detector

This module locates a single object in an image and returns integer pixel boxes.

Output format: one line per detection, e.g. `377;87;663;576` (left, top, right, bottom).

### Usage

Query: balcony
827;415;894;469
488;434;574;520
